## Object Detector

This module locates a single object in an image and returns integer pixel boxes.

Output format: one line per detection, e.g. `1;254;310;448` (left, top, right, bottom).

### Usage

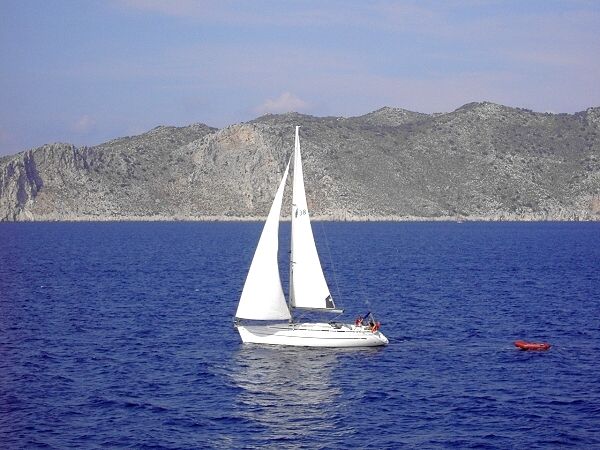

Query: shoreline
2;213;599;223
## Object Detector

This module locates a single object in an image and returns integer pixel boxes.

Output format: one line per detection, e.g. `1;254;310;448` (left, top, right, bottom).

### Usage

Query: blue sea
1;222;599;449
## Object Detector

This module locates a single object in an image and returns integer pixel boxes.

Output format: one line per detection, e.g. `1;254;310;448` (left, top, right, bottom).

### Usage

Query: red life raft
514;340;551;351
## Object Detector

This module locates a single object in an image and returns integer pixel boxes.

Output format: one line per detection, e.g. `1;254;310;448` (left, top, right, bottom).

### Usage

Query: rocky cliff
1;102;599;221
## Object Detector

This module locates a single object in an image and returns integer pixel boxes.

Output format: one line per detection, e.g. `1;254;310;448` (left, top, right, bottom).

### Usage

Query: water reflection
230;346;347;446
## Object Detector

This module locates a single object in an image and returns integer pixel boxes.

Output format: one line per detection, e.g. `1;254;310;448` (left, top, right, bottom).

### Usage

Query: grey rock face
1;103;599;221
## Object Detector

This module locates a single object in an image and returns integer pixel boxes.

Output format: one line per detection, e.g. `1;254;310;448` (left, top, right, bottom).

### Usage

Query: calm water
1;222;599;449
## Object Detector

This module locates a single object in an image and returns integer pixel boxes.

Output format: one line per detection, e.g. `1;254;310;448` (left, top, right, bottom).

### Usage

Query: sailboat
234;126;388;348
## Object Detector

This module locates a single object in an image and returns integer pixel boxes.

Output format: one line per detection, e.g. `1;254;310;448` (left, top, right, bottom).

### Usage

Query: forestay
235;161;292;320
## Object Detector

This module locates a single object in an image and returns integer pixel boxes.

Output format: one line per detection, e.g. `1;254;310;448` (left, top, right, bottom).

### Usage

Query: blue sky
1;0;599;155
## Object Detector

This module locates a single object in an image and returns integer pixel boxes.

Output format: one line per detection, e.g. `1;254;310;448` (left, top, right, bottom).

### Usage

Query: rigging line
293;309;309;323
318;220;343;306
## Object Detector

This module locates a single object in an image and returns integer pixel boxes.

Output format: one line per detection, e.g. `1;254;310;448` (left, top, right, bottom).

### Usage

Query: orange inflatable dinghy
514;340;551;351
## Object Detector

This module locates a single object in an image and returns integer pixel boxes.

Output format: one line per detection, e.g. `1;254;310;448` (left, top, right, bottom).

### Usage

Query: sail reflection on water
230;346;348;443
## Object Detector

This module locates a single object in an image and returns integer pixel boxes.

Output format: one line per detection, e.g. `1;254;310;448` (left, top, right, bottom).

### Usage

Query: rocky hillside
1;102;599;221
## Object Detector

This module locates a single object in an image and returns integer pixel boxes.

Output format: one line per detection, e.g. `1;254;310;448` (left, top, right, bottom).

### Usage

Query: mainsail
235;161;291;320
290;126;337;311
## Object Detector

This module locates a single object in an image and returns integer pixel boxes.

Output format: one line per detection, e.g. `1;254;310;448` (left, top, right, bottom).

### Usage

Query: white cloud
72;115;96;133
114;0;375;27
254;92;309;115
117;0;206;18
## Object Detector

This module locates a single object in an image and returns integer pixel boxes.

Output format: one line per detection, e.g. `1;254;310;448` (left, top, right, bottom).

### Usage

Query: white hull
236;322;389;348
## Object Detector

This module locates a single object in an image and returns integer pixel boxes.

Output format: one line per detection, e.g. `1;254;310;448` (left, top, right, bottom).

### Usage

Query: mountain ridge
1;103;599;221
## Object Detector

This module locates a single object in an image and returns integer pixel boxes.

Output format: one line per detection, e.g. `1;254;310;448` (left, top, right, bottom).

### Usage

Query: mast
288;254;294;321
288;126;300;319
